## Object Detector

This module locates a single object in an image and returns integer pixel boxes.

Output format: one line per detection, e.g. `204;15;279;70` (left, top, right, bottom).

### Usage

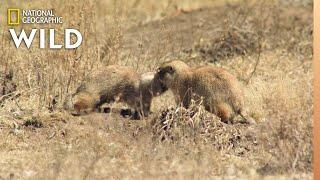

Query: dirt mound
192;27;260;62
151;105;257;155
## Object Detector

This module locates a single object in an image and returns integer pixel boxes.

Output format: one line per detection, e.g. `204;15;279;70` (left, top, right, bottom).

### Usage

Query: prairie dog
64;66;167;119
155;60;254;124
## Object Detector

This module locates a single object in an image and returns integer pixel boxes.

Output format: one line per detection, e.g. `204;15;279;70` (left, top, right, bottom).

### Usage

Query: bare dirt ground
0;0;313;179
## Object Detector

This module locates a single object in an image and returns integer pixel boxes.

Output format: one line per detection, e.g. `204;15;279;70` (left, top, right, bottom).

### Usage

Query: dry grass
0;0;313;179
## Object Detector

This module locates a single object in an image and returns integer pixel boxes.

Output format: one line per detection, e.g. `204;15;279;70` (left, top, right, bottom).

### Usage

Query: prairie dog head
155;60;191;89
140;72;167;96
138;72;168;117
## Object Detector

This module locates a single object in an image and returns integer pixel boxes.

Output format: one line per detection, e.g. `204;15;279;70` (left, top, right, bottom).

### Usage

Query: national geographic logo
7;8;20;25
7;8;82;49
7;8;63;25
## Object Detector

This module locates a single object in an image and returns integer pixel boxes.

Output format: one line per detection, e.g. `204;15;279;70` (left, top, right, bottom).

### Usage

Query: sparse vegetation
0;0;313;179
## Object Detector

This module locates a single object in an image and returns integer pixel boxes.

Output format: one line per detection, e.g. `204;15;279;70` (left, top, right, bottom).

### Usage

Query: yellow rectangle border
7;8;20;25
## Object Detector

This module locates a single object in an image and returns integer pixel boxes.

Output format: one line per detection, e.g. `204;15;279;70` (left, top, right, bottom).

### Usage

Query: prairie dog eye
158;69;165;78
165;66;175;74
